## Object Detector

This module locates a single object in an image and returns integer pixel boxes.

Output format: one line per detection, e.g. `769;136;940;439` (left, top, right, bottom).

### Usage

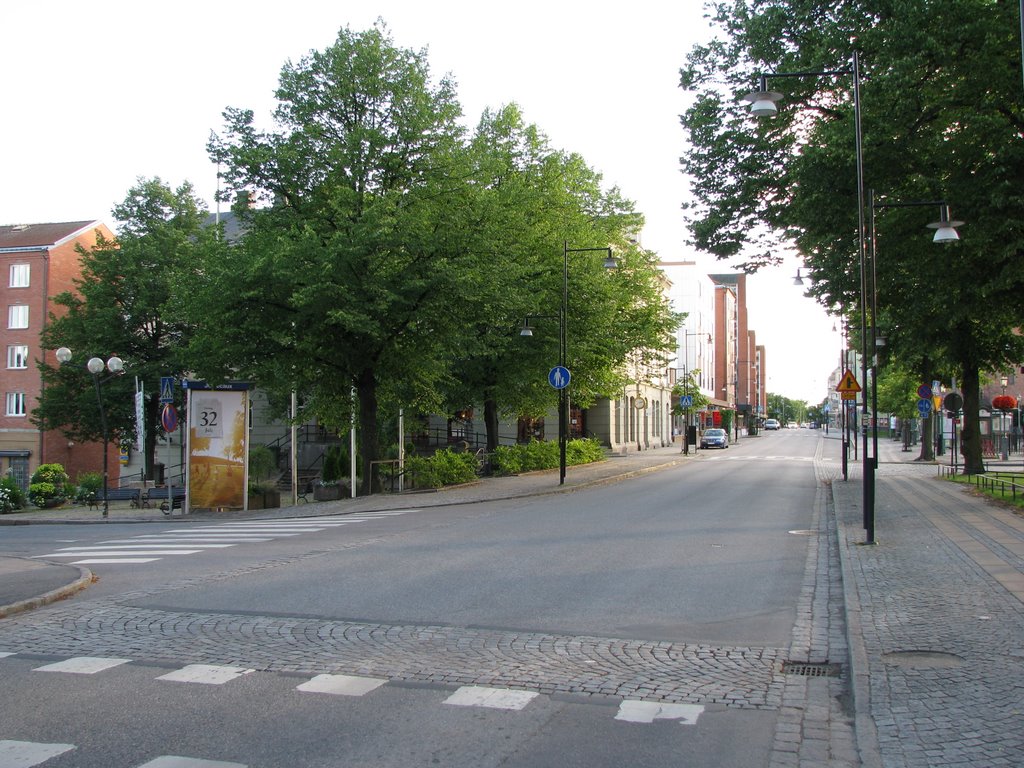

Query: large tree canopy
680;0;1024;472
189;24;678;487
34;178;216;479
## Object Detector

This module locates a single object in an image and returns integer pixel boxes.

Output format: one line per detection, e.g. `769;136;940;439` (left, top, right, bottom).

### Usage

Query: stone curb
0;556;94;619
829;480;883;768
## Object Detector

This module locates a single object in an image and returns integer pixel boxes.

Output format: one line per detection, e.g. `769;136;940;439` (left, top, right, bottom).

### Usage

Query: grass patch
946;471;1024;510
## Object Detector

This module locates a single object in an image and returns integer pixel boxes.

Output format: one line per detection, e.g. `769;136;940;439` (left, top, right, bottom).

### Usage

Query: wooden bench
143;486;187;514
86;487;142;510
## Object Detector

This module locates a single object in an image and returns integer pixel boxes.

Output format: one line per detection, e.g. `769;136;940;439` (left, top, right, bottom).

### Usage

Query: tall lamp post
522;242;615;485
744;52;874;541
55;347;124;518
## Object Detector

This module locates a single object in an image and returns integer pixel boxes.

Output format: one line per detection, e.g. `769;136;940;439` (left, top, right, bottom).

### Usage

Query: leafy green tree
679;0;1024;473
194;24;478;494
34;178;216;479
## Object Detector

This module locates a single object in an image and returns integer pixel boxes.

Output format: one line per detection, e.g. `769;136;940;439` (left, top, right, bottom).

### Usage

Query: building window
9;264;29;288
7;345;28;369
7;305;28;329
5;392;26;417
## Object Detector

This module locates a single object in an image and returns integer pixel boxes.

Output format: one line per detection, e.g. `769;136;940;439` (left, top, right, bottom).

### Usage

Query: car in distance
764;418;780;430
700;428;729;449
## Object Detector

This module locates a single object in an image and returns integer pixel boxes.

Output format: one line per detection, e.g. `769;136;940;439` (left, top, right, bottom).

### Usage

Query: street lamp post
522;242;615;485
744;52;873;541
55;347;124;518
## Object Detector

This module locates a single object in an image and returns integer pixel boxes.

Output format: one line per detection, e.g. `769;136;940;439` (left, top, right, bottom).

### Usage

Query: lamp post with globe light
55;347;124;518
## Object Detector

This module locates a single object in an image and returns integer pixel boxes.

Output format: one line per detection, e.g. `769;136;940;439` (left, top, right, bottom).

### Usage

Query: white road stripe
35;550;203;558
444;686;538;710
297;674;387;696
96;542;237;548
69;558;161;564
164;529;300;536
615;701;704;724
130;534;273;540
136;757;247;768
33;657;130;675
157;664;253;685
0;739;75;767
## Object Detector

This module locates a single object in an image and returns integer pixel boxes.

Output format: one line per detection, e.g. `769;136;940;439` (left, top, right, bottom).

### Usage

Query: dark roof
0;221;99;250
203;211;245;243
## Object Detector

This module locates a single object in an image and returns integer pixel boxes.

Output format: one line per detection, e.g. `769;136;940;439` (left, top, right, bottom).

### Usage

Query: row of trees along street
33;24;679;494
679;0;1024;473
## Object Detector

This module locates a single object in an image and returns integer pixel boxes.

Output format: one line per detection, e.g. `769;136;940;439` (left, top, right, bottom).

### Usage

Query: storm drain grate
781;661;842;677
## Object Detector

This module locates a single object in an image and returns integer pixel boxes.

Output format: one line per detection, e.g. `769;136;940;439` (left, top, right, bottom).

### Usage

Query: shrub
0;475;25;512
490;438;605;476
248;444;276;484
405;449;478;488
28;463;69;508
490;445;524;476
75;471;103;504
565;437;606;465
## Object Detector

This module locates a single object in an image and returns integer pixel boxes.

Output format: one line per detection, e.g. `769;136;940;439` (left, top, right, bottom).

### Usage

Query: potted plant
314;444;346;500
28;463;70;508
247;444;281;509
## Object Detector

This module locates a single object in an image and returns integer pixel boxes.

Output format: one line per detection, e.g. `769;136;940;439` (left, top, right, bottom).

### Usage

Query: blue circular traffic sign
548;366;571;390
161;404;178;432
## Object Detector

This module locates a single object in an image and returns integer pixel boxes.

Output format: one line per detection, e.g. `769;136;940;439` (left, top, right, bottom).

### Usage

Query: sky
1;1;841;404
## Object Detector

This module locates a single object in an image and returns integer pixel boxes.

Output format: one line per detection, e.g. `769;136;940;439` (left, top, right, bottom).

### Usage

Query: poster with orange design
187;387;249;510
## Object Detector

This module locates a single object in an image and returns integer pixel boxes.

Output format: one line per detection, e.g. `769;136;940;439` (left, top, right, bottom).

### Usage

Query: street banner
187;387;249;510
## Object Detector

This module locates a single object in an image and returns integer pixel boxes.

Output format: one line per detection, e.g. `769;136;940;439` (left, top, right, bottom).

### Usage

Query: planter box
313;485;343;501
248;488;281;510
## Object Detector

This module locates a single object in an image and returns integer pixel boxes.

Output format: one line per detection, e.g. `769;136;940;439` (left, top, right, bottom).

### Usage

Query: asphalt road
0;429;824;767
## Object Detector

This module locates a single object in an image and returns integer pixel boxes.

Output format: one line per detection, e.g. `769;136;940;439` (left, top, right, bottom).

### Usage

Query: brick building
0;221;115;488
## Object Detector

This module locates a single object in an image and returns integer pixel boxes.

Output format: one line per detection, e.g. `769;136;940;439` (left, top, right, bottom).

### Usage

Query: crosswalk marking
615;701;704;724
0;739;75;767
156;664;253;685
33;657;130;675
37;550;204;558
444;686;539;710
297;674;387;696
703;455;816;462
136;757;247;768
2;652;704;730
28;513;412;566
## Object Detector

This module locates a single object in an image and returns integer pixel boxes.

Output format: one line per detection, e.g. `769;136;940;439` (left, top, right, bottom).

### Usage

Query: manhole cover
882;651;964;669
781;661;842;677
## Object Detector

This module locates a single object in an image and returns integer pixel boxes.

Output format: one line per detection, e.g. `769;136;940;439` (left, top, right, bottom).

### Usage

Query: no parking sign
161;404;178;432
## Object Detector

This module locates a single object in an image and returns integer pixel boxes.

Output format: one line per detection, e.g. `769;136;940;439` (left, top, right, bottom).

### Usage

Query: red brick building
0;221;115;488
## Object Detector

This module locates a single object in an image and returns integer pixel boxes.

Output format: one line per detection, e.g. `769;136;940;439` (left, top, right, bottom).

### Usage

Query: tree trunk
483;397;499;453
960;365;985;474
356;369;380;496
918;412;935;461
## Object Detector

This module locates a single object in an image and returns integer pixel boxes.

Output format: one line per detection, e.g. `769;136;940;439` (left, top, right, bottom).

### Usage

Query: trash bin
686;426;698;448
